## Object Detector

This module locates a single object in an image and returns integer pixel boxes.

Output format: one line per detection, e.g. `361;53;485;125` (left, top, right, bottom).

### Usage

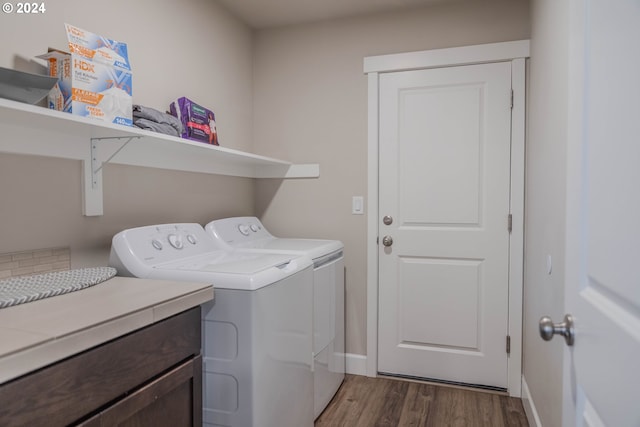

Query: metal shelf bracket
84;136;141;216
90;136;139;187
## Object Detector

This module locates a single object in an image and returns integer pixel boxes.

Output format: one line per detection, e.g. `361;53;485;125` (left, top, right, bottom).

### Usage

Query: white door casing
377;62;512;389
365;40;528;396
563;0;640;425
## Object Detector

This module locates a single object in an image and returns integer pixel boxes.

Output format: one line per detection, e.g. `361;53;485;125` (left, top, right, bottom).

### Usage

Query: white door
378;61;513;389
561;0;640;425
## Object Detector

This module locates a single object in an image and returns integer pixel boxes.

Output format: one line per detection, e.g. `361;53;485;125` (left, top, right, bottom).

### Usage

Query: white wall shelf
0;98;319;216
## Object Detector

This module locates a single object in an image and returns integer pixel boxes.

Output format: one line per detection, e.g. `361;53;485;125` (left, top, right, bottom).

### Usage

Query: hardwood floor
315;375;529;427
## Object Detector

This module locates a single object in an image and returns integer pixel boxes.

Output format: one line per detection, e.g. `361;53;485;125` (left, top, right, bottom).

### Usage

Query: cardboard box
37;24;133;126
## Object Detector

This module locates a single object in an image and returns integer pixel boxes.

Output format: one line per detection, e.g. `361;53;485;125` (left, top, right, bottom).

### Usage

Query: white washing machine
109;223;314;427
205;217;345;419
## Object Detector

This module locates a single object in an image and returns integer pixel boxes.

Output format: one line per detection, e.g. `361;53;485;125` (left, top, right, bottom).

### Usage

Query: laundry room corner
251;0;530;368
0;0;258;265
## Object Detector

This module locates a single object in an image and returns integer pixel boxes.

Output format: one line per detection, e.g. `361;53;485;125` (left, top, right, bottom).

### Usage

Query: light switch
352;196;364;215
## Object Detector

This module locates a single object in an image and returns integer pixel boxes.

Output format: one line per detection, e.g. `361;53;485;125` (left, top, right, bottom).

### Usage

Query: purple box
169;97;219;145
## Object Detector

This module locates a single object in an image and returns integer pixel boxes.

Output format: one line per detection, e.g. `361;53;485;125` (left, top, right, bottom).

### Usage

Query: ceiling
215;0;461;29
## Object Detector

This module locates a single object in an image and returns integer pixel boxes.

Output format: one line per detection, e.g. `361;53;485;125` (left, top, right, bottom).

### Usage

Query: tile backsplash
0;248;71;280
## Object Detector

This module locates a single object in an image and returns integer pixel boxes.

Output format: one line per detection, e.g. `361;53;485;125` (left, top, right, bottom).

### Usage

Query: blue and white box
37;24;133;126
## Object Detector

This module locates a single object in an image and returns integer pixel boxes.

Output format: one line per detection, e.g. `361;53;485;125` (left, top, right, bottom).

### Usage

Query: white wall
523;0;569;425
252;0;531;356
0;0;255;263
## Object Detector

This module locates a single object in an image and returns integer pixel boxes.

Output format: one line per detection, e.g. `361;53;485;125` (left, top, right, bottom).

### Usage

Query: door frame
364;40;530;397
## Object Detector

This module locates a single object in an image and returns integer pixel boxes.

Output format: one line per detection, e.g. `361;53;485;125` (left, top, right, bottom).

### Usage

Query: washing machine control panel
207;217;274;244
113;223;220;267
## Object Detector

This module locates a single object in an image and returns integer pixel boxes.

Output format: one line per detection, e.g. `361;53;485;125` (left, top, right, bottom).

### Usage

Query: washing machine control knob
186;234;197;245
167;233;184;249
151;239;163;250
238;224;250;236
250;224;259;232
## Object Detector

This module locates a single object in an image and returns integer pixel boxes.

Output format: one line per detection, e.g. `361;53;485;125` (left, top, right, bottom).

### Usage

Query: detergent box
37;24;133;126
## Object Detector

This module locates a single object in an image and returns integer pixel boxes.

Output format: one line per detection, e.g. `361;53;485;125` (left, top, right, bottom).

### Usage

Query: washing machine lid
152;251;312;291
159;251;292;274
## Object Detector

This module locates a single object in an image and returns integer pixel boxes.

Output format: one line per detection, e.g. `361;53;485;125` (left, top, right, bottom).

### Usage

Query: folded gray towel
134;117;180;137
133;104;184;135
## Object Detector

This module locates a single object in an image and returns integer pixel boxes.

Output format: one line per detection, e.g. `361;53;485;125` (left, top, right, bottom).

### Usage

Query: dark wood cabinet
0;307;202;427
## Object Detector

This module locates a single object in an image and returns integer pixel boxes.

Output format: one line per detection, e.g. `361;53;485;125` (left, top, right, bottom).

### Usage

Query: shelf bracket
91;136;138;181
83;136;140;216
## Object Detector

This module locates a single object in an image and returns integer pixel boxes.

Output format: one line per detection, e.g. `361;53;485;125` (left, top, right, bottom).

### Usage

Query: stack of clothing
132;104;184;137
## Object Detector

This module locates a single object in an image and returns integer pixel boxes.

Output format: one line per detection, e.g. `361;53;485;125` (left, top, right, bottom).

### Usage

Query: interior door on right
563;0;640;425
377;61;513;389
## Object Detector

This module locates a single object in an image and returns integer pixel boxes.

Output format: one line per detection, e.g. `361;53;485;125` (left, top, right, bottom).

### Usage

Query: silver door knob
539;314;575;346
382;236;393;247
383;215;393;225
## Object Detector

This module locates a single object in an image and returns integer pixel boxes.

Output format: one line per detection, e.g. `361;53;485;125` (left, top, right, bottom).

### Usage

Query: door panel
399;84;483;225
398;257;481;349
378;61;512;388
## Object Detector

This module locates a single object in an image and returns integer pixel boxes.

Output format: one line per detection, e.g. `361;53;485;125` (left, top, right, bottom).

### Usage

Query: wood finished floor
315;375;529;427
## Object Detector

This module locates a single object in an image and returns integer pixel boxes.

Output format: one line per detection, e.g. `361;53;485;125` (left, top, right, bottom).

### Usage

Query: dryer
205;217;345;419
109;223;314;427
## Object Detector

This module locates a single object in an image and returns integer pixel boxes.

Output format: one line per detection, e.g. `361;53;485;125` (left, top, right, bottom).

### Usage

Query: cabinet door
80;355;202;427
0;308;201;426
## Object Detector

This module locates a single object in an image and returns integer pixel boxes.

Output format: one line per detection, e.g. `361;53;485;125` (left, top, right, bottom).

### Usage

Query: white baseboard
522;376;542;427
345;353;367;376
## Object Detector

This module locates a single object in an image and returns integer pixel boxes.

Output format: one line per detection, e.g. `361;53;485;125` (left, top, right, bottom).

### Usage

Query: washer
109;223;314;427
205;217;345;419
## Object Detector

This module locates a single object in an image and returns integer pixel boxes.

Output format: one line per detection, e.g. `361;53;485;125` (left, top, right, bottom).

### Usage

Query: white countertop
0;276;213;384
